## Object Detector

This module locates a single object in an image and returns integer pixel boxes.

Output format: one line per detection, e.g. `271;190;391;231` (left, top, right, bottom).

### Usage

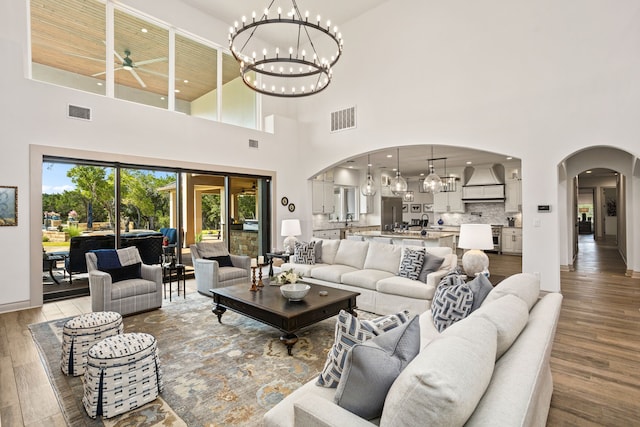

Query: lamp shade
457;224;493;250
281;219;301;237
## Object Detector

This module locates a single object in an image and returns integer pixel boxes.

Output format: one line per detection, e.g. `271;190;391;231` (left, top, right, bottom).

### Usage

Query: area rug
29;293;348;427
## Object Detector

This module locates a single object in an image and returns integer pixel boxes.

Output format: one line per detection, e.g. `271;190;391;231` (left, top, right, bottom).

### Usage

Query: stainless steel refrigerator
381;196;403;232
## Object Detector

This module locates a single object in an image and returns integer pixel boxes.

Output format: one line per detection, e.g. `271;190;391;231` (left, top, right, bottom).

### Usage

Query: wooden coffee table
210;282;359;355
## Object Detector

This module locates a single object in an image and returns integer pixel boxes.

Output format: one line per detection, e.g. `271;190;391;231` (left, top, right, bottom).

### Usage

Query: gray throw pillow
316;310;411;388
418;253;445;283
431;281;474;332
334;316;420;420
313;240;324;263
467;274;493;312
398;247;425;280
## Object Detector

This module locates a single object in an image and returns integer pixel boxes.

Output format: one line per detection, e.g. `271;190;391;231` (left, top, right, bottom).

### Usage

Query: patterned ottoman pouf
82;332;163;419
61;311;123;376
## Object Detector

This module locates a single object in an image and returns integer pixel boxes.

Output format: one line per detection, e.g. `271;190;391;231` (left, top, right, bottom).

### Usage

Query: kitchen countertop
353;230;456;240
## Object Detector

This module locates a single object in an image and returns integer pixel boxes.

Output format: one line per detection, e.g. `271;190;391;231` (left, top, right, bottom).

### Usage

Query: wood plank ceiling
30;0;240;102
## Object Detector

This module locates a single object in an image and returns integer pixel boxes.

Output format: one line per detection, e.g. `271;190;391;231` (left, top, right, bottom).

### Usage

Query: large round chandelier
229;0;344;98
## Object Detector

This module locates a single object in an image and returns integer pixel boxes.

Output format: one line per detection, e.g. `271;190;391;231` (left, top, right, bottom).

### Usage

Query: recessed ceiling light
160;96;166;100
386;154;393;158
367;163;372;167
586;170;592;174
466;161;472;165
141;28;148;33
420;173;425;176
174;89;180;93
97;82;103;86
183;79;189;83
393;168;398;172
506;156;513;160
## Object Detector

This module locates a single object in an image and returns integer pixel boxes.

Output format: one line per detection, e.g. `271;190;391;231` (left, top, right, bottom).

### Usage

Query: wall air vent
330;106;356;132
67;104;92;121
248;139;259;149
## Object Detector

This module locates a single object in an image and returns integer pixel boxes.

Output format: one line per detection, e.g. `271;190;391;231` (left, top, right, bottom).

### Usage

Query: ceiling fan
66;48;168;88
91;49;168;88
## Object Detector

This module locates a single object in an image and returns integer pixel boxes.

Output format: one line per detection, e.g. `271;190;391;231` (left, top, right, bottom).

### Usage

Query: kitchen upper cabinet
312;180;335;214
433;186;464;213
502;227;522;254
505;178;522;212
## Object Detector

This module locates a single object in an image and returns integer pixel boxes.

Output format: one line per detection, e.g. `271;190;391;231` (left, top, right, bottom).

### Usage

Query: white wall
289;0;640;292
0;1;307;311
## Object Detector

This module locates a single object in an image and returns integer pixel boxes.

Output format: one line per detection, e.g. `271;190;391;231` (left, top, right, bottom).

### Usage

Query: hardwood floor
0;243;638;426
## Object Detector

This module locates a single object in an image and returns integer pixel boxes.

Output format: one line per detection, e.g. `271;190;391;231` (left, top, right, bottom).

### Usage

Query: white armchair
189;242;252;296
85;246;162;316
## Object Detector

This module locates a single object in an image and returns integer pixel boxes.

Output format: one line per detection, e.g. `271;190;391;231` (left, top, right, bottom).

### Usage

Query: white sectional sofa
264;273;563;427
281;239;457;315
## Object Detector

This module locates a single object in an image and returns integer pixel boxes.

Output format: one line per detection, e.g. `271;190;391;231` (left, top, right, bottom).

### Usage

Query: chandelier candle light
229;0;344;97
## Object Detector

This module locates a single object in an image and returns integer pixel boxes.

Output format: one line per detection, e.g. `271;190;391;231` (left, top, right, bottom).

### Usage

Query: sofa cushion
482;272;540;310
196;241;229;258
333;240;369;269
218;266;250;282
467;273;493;312
334;316;421;420
111;277;157;299
376;276;435;300
280;262;325;278
469;294;529;359
431;278;473;332
316;310;411;388
398;247;425;280
316;239;340;264
380;317;497;426
204;254;233;267
311;264;359;283
418;252;445;283
294;241;316;264
342;269;395;291
363;242;403;274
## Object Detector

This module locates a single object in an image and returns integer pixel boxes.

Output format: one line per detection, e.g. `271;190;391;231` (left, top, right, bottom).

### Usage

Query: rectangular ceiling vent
248;139;259;149
67;104;92;121
330;106;356;132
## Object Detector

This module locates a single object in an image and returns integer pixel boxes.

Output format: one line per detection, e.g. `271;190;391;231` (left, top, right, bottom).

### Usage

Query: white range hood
462;166;505;202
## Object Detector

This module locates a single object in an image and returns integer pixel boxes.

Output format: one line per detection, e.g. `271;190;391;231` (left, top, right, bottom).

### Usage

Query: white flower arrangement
276;268;300;285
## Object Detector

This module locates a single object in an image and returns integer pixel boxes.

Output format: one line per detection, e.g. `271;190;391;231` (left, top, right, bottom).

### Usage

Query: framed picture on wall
411;204;422;213
423;203;433;212
402;204;408;213
0;186;17;226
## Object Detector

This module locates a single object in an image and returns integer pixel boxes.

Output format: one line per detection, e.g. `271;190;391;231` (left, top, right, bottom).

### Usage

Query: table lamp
281;219;302;254
457;224;494;277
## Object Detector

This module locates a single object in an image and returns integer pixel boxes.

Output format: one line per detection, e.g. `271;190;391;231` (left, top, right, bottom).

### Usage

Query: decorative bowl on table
280;283;310;301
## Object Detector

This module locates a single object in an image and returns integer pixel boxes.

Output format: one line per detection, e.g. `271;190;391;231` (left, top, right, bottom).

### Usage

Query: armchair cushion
204;255;233;267
92;249;122;270
102;262;142;283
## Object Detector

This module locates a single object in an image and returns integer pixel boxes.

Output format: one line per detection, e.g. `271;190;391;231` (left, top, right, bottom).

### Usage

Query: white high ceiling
180;0;521;177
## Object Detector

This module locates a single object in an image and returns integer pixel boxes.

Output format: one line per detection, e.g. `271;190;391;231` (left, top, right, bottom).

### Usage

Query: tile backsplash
437;203;522;226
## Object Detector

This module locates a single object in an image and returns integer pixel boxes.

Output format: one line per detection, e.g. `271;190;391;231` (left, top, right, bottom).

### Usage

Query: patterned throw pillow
431;280;474;332
398;247;426;280
317;310;411;388
294;241;316;265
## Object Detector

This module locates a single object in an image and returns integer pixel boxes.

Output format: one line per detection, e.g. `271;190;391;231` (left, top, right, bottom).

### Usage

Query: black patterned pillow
316;310;410;388
294;241;316;265
398;247;426;280
431;281;474;332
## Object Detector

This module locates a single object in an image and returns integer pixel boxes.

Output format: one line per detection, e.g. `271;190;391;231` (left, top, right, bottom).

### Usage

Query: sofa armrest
88;270;112;312
230;254;251;272
293;395;376;427
193;258;219;293
426;268;449;287
141;264;162;291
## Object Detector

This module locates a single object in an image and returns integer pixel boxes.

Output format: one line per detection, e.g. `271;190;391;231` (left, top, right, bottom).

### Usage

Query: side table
266;252;291;277
162;263;186;301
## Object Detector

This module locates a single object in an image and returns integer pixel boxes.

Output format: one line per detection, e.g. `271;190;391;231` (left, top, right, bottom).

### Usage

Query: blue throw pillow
102;262;142;283
92;249;121;270
204;255;233;267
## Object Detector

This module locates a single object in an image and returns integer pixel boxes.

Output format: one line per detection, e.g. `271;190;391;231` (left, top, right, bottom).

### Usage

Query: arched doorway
558;146;639;277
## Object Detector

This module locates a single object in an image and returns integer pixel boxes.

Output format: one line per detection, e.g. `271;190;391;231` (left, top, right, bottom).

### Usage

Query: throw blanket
92;249;121;270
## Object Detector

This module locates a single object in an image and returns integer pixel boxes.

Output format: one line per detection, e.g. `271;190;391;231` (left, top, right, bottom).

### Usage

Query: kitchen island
349;230;455;250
